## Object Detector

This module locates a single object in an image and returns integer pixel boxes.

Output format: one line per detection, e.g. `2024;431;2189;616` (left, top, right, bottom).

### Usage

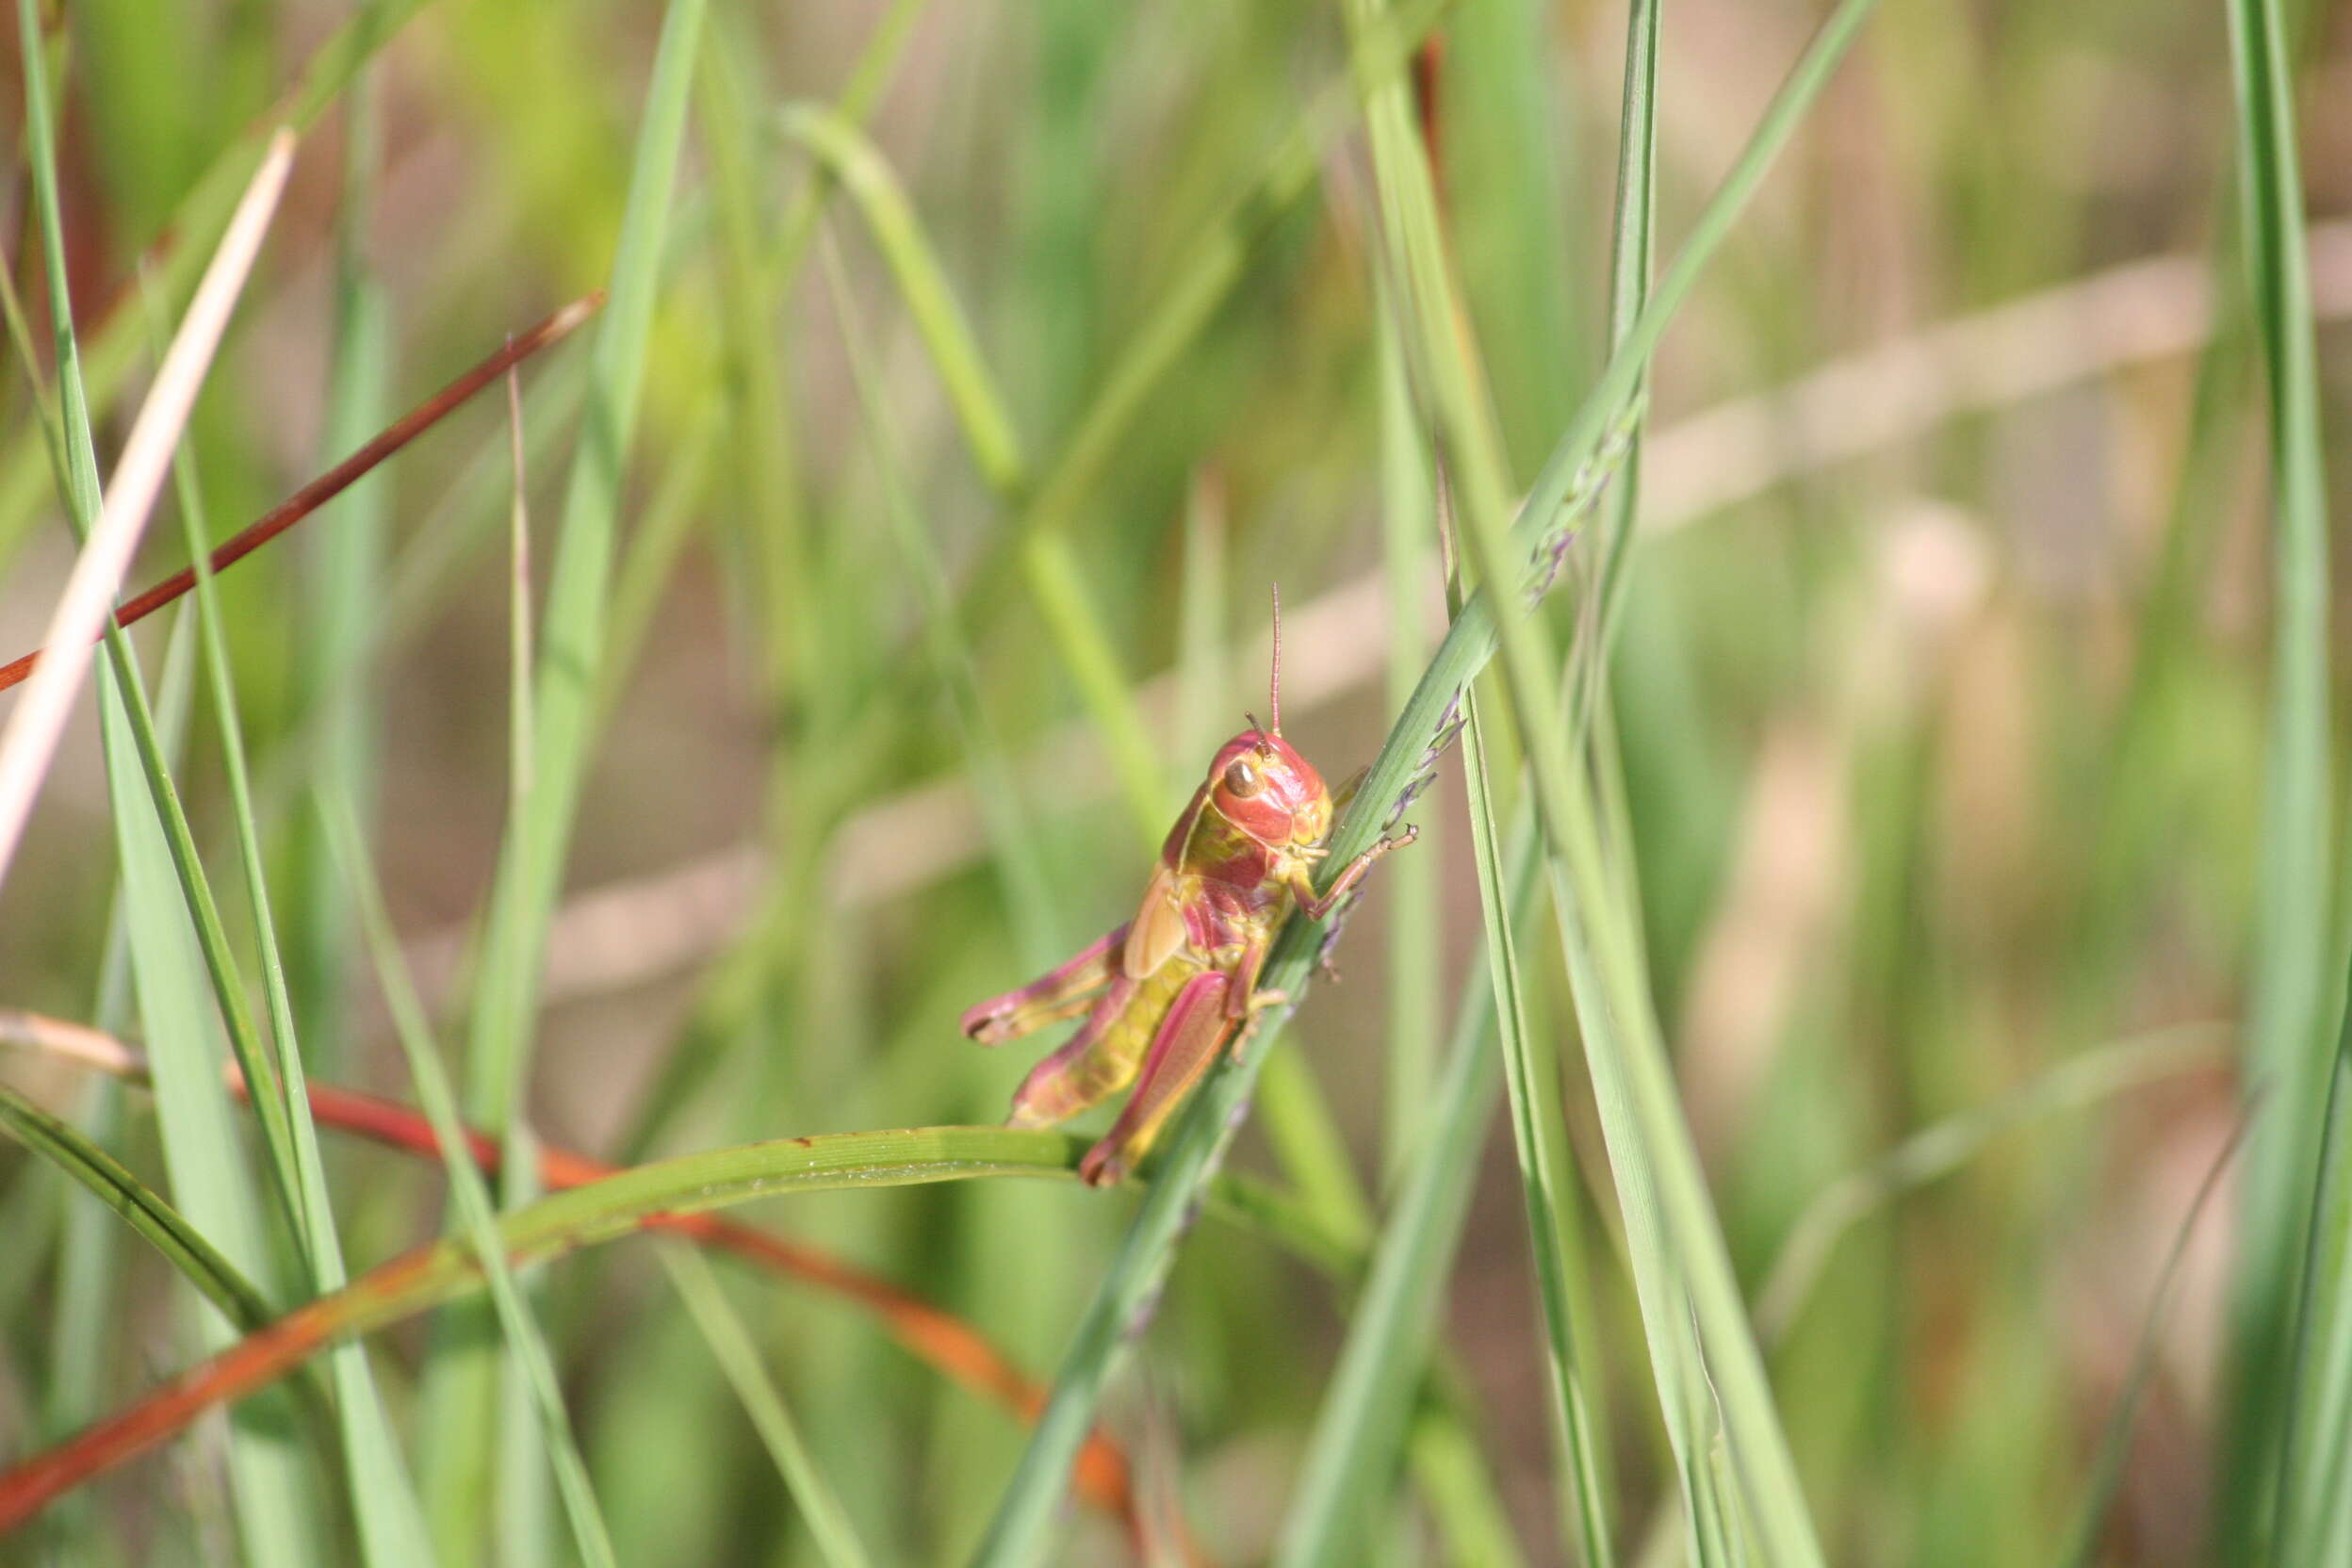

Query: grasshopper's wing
1078;970;1237;1186
1121;858;1193;982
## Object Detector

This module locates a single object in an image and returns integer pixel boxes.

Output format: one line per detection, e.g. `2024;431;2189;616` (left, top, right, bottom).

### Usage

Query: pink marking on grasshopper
959;587;1417;1185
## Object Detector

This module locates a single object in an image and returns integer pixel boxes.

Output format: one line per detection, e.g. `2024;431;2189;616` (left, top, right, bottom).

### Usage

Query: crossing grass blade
1274;802;1533;1568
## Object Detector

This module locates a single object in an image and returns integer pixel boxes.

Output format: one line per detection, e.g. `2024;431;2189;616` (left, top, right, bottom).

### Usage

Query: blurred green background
2;0;2349;1563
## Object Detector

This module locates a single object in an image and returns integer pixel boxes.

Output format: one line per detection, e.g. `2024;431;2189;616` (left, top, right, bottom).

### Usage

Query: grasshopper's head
1208;727;1330;849
1204;583;1331;850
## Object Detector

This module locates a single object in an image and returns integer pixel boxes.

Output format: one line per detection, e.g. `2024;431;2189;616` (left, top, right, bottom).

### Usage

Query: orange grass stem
0;292;603;694
0;1053;1149;1547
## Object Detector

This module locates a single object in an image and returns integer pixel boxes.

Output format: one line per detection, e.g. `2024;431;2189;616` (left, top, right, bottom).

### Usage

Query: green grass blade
147;284;433;1568
13;10;318;1557
2218;0;2339;1544
1378;313;1442;1180
286;24;395;1084
1274;804;1531;1567
0;1081;277;1335
434;0;704;1553
817;230;1059;959
329;798;619;1568
659;1246;876;1568
775;103;1024;498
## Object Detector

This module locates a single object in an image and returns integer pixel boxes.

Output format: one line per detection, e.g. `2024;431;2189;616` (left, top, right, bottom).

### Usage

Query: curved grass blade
0;1008;1175;1532
0;1124;1110;1534
329;796;617;1567
0;1083;275;1336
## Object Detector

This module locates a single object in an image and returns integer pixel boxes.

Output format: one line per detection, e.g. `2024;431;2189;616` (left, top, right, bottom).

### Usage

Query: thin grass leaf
1345;6;1618;1560
328;797;618;1568
817;228;1059;960
1379;312;1443;1181
0;1082;276;1336
2219;0;2339;1544
1754;1026;2226;1343
659;1246;876;1568
286;7;395;1084
433;0;705;1552
145;276;434;1568
2063;1114;2250;1566
1274;805;1530;1567
13;22;318;1555
775;104;1023;497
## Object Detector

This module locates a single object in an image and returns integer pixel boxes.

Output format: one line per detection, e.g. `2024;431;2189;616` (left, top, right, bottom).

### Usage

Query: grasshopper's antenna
1269;582;1283;734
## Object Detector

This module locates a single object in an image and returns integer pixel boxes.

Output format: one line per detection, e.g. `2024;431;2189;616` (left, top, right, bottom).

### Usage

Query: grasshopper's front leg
960;923;1129;1045
1291;824;1419;921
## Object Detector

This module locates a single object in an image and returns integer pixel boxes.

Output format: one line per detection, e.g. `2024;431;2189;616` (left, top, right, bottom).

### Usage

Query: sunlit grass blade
0;1007;1174;1534
2217;0;2339;1545
0;120;292;890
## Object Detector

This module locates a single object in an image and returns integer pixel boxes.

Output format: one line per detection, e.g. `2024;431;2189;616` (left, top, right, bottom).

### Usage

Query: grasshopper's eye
1222;757;1263;797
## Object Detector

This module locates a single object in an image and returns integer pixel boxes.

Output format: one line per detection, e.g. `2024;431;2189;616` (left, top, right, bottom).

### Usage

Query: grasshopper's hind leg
1005;973;1145;1129
961;923;1129;1044
1079;972;1237;1187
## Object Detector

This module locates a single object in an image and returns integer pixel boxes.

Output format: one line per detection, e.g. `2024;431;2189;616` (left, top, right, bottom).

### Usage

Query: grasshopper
961;593;1416;1186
